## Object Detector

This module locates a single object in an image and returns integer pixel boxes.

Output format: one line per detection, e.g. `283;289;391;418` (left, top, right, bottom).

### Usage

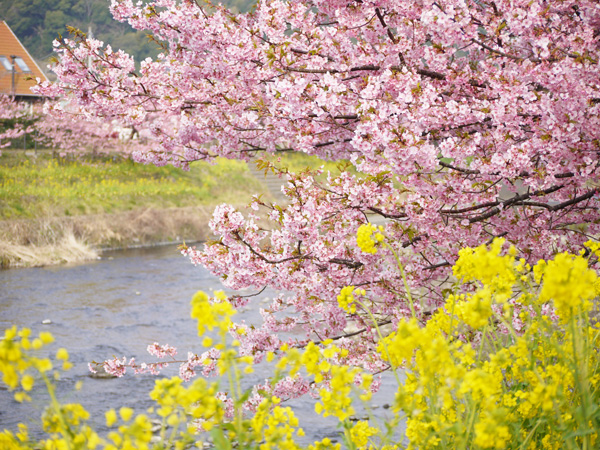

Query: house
0;20;49;99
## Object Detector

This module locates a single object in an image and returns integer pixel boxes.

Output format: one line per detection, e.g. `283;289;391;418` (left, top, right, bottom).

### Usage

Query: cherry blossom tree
0;95;33;150
0;94;151;156
34;101;153;157
37;0;600;384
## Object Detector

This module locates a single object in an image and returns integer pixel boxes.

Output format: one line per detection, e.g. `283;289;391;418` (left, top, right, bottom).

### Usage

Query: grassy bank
266;151;358;180
0;150;265;219
0;150;358;268
0;151;268;267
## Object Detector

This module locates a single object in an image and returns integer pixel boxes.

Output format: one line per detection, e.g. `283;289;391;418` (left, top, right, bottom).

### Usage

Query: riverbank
0;150;271;268
0;150;352;268
0;205;225;268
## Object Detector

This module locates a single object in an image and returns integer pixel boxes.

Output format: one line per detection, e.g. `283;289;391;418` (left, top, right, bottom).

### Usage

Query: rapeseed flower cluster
190;290;236;336
276;339;375;441
453;290;493;329
337;286;366;314
251;397;304;450
99;404;155;450
0;326;54;401
453;237;517;302
385;239;600;449
349;420;378;448
315;365;360;421
0;326;103;449
377;318;422;368
537;251;596;321
150;376;222;428
356;223;385;254
307;437;341;450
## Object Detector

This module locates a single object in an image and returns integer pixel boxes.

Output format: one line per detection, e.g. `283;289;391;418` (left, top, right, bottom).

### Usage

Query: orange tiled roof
0;21;49;97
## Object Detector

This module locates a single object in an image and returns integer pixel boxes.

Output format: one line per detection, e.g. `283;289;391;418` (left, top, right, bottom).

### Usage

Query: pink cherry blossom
147;342;177;358
37;0;599;386
0;94;153;157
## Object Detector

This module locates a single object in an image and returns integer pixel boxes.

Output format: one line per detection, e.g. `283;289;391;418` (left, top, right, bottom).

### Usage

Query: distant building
0;21;49;99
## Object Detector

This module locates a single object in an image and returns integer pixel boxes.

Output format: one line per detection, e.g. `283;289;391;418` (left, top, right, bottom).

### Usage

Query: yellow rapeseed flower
190;290;236;336
349;420;378;448
356;223;385;254
538;252;596;321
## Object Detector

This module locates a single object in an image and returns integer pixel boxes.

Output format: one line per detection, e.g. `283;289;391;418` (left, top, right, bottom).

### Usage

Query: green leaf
210;427;233;450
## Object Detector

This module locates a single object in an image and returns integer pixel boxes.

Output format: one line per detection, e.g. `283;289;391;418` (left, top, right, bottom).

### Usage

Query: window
0;56;12;71
13;57;31;73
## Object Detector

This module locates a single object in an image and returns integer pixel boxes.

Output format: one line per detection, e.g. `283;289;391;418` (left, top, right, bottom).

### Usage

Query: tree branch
423;261;451;270
283;64;446;80
375;8;398;44
439;160;480;174
440;201;500;214
464;188;596;223
313;319;393;345
238;138;353;153
439;160;575;180
233;231;307;264
328;258;363;269
515;189;597;212
367;206;407;219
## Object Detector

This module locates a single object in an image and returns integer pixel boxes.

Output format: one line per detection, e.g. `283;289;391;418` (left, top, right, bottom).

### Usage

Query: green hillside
0;0;257;67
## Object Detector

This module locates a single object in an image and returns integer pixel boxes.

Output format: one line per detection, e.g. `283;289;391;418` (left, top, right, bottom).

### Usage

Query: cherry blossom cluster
147;342;177;358
0;95;31;150
0;94;153;157
93;344;222;380
36;100;155;157
38;0;600;377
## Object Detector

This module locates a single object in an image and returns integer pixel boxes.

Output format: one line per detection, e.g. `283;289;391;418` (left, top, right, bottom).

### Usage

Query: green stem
357;298;402;387
41;372;74;450
343;421;357;450
518;419;542;450
226;351;245;446
383;242;416;319
459;398;478;450
569;311;591;450
477;323;489;361
166;413;181;449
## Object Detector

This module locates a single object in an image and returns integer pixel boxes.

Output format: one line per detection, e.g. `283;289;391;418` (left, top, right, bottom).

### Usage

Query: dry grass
0;206;222;268
0;232;98;268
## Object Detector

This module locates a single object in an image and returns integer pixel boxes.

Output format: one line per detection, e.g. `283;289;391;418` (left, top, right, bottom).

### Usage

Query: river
0;245;403;446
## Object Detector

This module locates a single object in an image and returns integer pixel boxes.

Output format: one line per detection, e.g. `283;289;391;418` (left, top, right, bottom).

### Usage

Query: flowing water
0;246;402;445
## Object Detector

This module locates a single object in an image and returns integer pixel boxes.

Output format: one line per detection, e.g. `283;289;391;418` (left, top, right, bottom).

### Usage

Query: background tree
33;103;153;157
0;94;150;155
37;0;600;388
0;0;257;66
0;95;30;149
